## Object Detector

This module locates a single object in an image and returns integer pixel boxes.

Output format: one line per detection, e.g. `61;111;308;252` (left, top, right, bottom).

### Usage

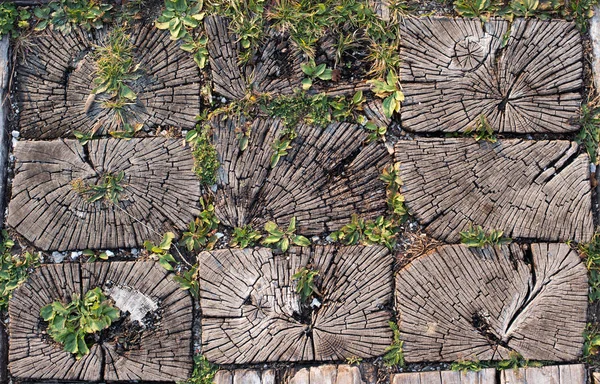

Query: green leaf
159;258;174;271
40;304;54;321
119;84;137;101
280;237;290;252
301;77;312;90
293;235;311;247
63;332;78;354
159;232;175;250
318;68;333;80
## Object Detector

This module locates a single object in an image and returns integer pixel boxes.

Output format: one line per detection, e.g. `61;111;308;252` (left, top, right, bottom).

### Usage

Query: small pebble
221;97;226;103
131;248;139;256
325;235;333;242
311;236;319;242
216;232;224;239
11;130;19;139
310;298;322;308
210;184;218;192
70;251;79;260
51;251;65;263
105;250;115;257
12;138;17;147
591;163;597;173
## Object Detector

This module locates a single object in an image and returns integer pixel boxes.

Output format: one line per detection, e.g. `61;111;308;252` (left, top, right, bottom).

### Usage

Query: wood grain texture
396;243;588;362
501;364;587;384
16;25;201;139
7;138;201;251
394;138;593;243
8;261;193;381
400;18;582;133
200;246;393;364
391;369;496;384
212;117;390;235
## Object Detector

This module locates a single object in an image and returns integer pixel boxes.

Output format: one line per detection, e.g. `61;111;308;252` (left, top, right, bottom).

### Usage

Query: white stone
105;250;115;257
51;251;65;263
11;130;19;138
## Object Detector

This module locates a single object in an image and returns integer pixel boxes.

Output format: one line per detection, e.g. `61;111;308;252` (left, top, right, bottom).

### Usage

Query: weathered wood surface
400;18;582;133
290;365;366;384
501;364;587;384
205;15;304;99
8;261;193;381
391;369;496;384
200;246;393;364
395;138;593;243
16;25;200;139
7;138;201;251
396;243;587;362
213;117;389;235
214;369;277;384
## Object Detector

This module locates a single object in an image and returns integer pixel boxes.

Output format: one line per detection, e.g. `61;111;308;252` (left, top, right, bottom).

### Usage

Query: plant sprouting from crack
451;359;485;372
71;171;126;204
261;217;311;252
584;323;600;361
576;103;600;164
368;71;404;118
173;264;200;299
380;163;407;219
300;60;333;90
460;224;512;248
270;127;297;168
144;232;178;271
186;123;220;185
180;199;220;252
40;287;120;360
292;266;320;302
179;354;219;384
230;224;262;248
0;230;39;311
383;321;405;367
577;232;600;301
331;215;398;250
465;114;497;143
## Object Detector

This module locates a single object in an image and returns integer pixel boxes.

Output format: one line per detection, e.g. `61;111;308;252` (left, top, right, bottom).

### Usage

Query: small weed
329;91;366;122
179;354;219;384
40;287;120;359
0;231;39;311
301;60;333;90
230;224;262;248
380;163;407;219
235;121;252;152
292;266;320;302
366;39;401;79
0;2;30;37
264;92;332;128
584;323;600;361
71;171;126;204
73;130;96;145
270;127;297;168
383;321;405;367
173;264;200;298
460;224;511;248
365;121;387;142
331;215;366;245
187;124;219;185
496;351;542;370
451;359;484;372
576;103;600;164
144;232;177;271
567;0;598;32
82;249;112;262
368;71;404;118
109;122;143;140
331;215;398;250
180;200;220;252
465;115;497;143
33;0;113;34
346;356;363;365
454;0;501;20
262;217;311;252
578;233;600;301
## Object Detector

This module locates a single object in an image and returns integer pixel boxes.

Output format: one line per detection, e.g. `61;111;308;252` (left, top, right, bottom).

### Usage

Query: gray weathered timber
200;246;393;364
395;138;594;243
396;244;588;362
0;36;9;384
212;117;390;235
391;369;496;384
501;364;587;384
7;138;201;251
16;26;201;139
8;262;193;381
400;18;582;133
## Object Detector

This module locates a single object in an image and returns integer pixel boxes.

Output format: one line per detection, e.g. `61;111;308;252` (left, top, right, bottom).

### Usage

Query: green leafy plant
155;0;204;40
454;0;500;20
567;0;598;32
345;356;363;365
576;103;600;164
71;171;126;204
181;35;209;69
144;232;177;271
329;91;365;121
270;128;297;168
584;323;600;361
261;217;311;252
496;351;542;370
187;124;219;185
33;0;113;34
578;233;600;301
460;224;512;248
109;122;143;140
368;71;404;118
510;0;541;17
0;2;30;37
292;266;320;302
383;321;405;367
364;216;397;250
40;287;120;359
180;200;220;252
0;231;39;311
465;115;497;143
380;163;407;219
93;27;141;106
73;130;96;145
365;121;387;142
230;224;262;248
180;354;219;384
264;92;332;128
82;249;111;262
451;360;484;372
331;215;366;245
301;61;333;90
173;264;200;298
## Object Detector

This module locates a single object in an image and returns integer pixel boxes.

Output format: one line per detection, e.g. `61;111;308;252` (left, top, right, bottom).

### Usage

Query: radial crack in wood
199;246;393;364
396;243;588;362
212;116;389;235
8;261;193;381
7;138;201;251
16;25;201;139
400;18;583;133
394;138;593;243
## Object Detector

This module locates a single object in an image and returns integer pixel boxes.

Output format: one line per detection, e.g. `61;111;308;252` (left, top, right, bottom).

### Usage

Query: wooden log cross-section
199;246;393;364
400;18;582;133
8;261;193;381
16;25;201;139
212;116;390;235
395;138;594;243
7;138;201;251
396;243;588;362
